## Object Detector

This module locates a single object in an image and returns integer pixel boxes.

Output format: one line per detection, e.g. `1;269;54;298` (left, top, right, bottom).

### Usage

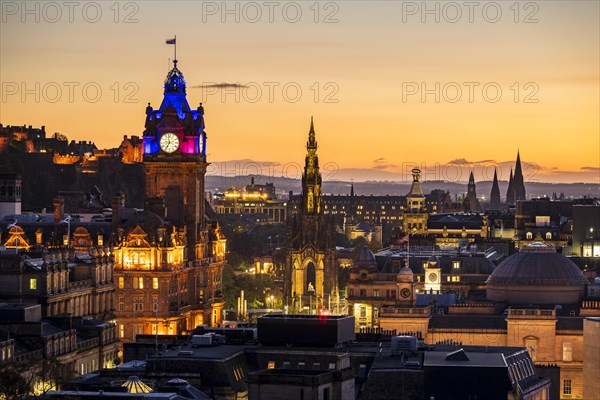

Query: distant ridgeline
0;124;145;210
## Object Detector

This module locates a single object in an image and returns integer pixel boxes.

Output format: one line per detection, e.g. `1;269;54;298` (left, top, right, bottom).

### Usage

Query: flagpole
174;35;177;62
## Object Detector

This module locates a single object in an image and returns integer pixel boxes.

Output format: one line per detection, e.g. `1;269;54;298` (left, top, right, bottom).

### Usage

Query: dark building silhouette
462;171;481;212
506;151;526;205
489;168;501;210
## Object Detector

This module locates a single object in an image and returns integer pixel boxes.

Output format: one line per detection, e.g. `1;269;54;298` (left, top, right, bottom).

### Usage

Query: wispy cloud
447;158;496;165
190;83;248;89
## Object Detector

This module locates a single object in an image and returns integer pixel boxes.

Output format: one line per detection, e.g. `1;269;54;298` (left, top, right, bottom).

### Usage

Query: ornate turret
143;59;206;156
285;117;338;310
407;168;425;212
164;60;186;94
301;117;322;215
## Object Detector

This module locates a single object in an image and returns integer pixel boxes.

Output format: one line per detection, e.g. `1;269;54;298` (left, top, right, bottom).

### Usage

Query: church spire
302;117;322;215
468;170;475;185
490;168;501;209
463;170;480;212
506;168;514;205
307;116;317;150
512;151;526;202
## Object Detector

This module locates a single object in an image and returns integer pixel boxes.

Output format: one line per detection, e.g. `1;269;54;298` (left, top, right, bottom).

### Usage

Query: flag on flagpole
398;233;410;243
166;38;176;45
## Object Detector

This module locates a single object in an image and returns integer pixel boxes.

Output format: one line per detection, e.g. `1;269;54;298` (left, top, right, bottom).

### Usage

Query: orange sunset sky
1;1;599;183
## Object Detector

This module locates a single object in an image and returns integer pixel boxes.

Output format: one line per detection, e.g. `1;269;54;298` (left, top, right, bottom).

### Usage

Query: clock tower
142;60;207;260
424;255;442;294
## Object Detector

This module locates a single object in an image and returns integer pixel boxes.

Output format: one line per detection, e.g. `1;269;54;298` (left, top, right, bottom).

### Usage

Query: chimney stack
112;192;126;229
53;196;64;225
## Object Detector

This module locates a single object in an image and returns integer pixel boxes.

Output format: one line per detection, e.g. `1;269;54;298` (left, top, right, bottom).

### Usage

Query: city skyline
1;1;599;184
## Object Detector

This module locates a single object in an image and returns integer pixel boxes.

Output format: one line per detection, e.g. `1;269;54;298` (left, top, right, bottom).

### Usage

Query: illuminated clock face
160;133;179;153
400;288;411;298
428;272;438;282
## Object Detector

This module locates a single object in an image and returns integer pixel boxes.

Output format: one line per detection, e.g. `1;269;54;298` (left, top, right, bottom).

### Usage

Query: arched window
526;232;533;240
546;232;552;240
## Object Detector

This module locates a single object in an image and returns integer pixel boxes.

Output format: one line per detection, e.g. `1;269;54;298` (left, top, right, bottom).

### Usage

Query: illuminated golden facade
114;60;225;342
403;168;428;235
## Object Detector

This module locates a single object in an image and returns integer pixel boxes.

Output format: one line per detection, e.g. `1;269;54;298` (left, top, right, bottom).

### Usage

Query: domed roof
354;246;377;269
164;62;186;94
397;265;414;283
486;242;588;304
487;242;587;286
124;211;165;234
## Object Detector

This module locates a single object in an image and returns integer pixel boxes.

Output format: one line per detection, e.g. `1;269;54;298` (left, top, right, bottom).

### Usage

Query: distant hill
206;175;600;199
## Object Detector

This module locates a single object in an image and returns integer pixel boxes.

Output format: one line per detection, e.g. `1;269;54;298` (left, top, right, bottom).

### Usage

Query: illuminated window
137;277;144;289
453;261;460;269
119;325;124;339
29;278;37;290
526;232;533;240
153;278;159;289
267;361;275;369
563;342;572;362
563;379;572;395
97;234;103;246
546;232;552;240
373;289;380;297
118;277;124;289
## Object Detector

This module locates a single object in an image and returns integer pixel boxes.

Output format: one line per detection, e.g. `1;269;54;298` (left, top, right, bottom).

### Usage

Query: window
546;232;552;240
328;363;335;370
359;289;366;297
312;362;320;370
29;278;37;290
152;297;158;312
283;361;290;369
453;261;460;269
360;307;366;318
373;289;380;297
563;342;572;362
133;297;144;312
118;277;124;289
297;362;305;369
153;278;159;289
133;277;144;289
267;361;275;369
563;379;572;395
119;325;124;338
526;232;533;240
